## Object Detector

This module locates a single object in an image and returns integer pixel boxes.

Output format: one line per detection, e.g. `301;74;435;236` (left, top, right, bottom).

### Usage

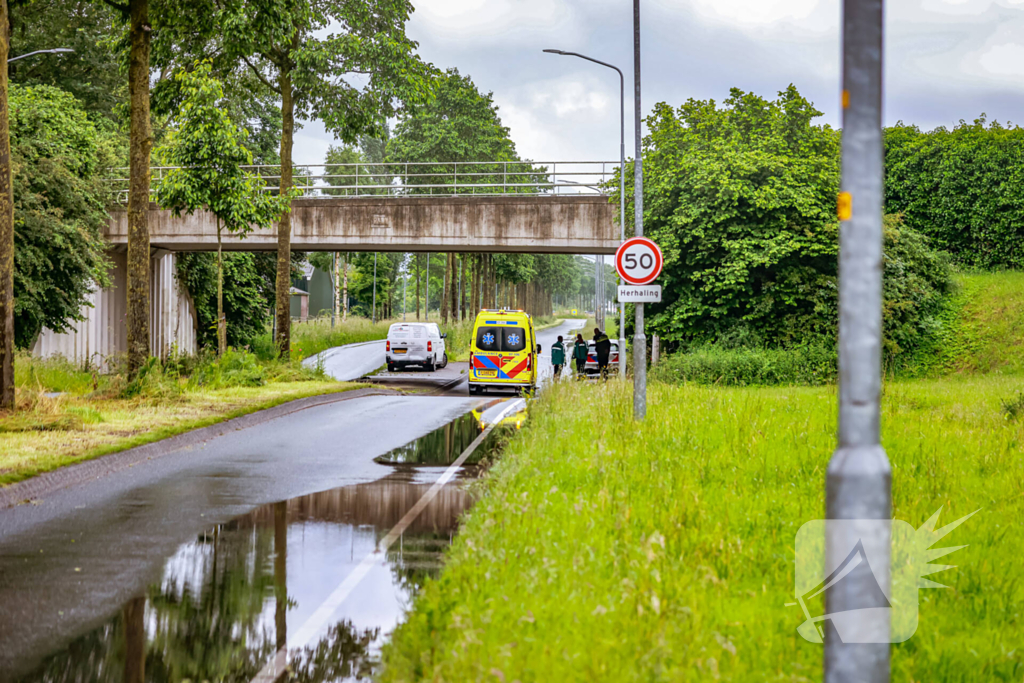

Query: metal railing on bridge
108;160;620;204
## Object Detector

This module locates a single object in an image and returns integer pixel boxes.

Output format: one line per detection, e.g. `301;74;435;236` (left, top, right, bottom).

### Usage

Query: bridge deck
105;195;619;254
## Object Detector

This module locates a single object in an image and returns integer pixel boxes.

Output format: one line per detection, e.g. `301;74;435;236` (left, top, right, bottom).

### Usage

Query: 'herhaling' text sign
617;285;662;303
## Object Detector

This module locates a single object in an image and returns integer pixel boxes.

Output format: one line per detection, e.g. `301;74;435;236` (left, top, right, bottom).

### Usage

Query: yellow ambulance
468;309;541;395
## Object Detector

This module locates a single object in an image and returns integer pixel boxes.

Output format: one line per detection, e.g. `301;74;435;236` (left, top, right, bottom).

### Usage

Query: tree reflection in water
19;475;472;682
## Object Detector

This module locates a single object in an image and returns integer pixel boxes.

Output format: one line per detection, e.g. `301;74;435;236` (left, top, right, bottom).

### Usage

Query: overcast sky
292;0;1024;166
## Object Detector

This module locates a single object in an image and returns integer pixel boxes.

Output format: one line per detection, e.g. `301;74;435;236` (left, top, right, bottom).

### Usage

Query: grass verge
2;351;364;487
380;377;1023;681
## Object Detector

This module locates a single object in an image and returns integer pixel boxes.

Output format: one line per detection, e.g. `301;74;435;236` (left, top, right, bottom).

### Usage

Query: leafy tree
388;68;541;194
621;86;952;359
10;84;113;350
9;0;123;120
155;62;283;354
97;0;155;374
1;0;12;408
884;117;1024;268
622;87;841;346
155;0;435;356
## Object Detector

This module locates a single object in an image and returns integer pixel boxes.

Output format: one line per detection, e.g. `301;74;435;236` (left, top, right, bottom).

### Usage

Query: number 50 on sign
615;237;663;285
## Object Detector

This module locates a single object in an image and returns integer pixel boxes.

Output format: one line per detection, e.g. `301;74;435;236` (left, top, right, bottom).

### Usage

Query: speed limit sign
615;237;663;285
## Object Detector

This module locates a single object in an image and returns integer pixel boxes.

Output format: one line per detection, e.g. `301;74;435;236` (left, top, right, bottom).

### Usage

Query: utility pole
425;252;430;320
403;254;408;321
372;252;378;324
825;0;891;681
632;0;647;420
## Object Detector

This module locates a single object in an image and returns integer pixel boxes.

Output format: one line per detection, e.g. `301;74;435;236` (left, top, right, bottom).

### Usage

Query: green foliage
176;252;279;349
389;68;517;164
10;84;114;348
1000;391;1024;422
388;68;543;194
380;378;1024;681
651;343;836;386
629;86;841;346
620;86;952;362
155;61;284;235
154;0;436;143
885;117;1024;268
9;0;124;120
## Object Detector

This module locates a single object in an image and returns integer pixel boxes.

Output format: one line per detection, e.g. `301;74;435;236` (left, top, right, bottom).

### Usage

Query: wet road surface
0;394;482;679
304;340;385;382
0;319;585;680
14;467;480;682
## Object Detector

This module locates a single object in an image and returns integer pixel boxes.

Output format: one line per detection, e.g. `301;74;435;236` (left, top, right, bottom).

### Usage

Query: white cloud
286;0;1024;166
976;41;1024;76
684;0;823;26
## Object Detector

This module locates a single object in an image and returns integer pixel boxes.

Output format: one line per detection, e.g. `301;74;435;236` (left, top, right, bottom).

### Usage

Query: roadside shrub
1000;391;1024;422
651;343;837;386
188;349;266;389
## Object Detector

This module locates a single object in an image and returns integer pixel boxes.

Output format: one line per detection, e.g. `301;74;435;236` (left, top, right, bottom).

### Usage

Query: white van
386;322;448;372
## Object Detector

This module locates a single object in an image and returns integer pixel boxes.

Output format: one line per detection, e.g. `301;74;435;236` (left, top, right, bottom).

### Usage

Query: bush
651;343;837;386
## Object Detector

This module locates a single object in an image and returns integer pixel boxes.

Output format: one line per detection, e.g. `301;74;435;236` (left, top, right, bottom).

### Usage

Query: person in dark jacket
551;335;566;379
593;328;612;379
572;333;588;379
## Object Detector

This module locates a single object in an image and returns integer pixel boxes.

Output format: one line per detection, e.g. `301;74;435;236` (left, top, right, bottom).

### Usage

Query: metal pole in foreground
632;0;646;420
825;0;891;681
403;255;408;321
425;253;430;320
372;252;378;324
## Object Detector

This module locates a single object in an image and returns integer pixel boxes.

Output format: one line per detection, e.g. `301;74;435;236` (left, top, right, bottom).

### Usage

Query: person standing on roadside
593;327;612;380
551;335;566;380
572;333;588;380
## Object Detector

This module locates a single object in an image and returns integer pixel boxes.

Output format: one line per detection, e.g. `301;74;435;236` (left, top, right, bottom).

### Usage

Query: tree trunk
342;252;348;321
333;251;340;323
0;0;13;410
459;253;467;322
274;63;294;356
126;0;152;373
217;219;226;355
440;253;449;324
123;596;146;683
452;253;460;323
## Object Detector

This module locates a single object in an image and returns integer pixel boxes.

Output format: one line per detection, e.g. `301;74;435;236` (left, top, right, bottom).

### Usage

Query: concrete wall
33;251;197;370
105;195;620;254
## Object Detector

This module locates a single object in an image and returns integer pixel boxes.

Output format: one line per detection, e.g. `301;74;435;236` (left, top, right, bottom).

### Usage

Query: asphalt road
0;317;588;679
306;318;587;387
0;392;480;679
304;339;385;381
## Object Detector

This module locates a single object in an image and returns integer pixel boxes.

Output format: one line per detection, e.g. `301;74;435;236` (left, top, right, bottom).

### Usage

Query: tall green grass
380;378;1024;682
652;343;836;386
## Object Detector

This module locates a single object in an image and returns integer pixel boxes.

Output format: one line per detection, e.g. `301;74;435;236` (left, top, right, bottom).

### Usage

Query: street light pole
632;0;646;419
543;48;627;378
825;1;891;681
8;47;73;63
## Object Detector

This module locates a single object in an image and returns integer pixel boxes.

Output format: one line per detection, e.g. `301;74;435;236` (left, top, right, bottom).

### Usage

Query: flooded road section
16;470;473;682
7;404;517;682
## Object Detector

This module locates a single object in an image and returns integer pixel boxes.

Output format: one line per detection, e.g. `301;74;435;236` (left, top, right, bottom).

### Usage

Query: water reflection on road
19;470;475;682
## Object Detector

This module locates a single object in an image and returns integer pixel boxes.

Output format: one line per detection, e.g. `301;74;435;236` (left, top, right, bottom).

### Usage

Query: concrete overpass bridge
104;160;621;254
38;161;621;367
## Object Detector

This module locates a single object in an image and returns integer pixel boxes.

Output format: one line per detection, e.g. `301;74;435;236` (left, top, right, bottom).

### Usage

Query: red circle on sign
615;237;663;285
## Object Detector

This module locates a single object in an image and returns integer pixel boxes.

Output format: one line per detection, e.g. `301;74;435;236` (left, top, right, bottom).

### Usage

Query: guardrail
107;160;621;204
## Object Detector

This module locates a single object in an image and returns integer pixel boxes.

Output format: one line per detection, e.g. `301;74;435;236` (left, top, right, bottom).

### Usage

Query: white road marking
250;408;514;683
